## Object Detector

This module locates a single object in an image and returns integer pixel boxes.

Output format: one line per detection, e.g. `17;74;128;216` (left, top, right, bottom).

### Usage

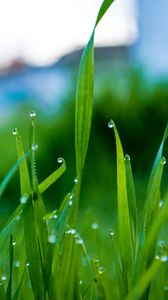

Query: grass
0;0;168;299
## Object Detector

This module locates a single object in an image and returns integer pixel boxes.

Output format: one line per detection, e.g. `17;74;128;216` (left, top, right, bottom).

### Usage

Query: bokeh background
0;0;168;233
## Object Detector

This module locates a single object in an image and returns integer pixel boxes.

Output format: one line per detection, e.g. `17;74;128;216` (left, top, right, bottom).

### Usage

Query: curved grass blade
38;159;66;194
111;120;133;293
0;151;30;198
75;0;114;178
143;124;168;234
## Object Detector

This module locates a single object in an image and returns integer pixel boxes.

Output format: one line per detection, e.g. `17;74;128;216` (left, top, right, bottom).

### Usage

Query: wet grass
0;0;168;299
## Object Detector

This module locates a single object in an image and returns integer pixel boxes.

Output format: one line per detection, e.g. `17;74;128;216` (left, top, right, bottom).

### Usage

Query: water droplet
48;234;57;244
12;239;16;246
79;280;83;285
31;144;38;151
99;266;105;274
1;275;7;281
14;261;20;268
108;119;114;128
69;194;73;200
124;154;131;161
68;200;73;207
91;223;98;230
76;238;83;245
156;254;168;262
20;195;28;204
66;229;76;235
57;157;63;164
30;111;36;118
74;177;78;184
159;201;163;208
93;256;99;263
26;261;30;267
16;215;21;221
12;128;18;136
161;157;166;165
53;214;57;219
109;229;115;237
164;286;168;291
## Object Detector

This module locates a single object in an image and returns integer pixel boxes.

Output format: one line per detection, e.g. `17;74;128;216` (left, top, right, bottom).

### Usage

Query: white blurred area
0;0;138;67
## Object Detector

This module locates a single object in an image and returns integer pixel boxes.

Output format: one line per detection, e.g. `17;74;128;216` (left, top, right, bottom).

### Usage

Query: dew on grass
161;157;166;165
1;275;7;281
164;286;168;291
26;262;30;267
93;256;99;263
30;111;36;118
159;201;164;208
12;239;16;246
156;254;168;262
99;266;105;274
74;177;78;184
79;280;83;285
109;229;115;237
66;229;76;235
48;234;57;244
124;154;131;161
76;238;83;245
69;194;73;200
14;261;20;268
20;195;28;204
68;200;73;207
108;119;114;128
91;223;98;230
12;128;18;136
57;157;63;164
31;144;39;151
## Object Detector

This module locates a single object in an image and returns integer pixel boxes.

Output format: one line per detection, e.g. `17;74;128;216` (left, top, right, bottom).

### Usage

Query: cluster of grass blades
0;0;168;299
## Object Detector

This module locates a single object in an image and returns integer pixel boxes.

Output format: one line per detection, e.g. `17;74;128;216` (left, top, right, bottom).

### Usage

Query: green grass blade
0;152;30;198
0;283;6;300
38;158;66;194
13;267;26;300
125;154;138;257
126;259;161;300
75;0;114;178
143;124;168;234
6;235;14;300
23;198;45;300
110;120;133;293
14;128;31;196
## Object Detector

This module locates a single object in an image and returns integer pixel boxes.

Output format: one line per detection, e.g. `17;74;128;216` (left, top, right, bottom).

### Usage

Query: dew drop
93;256;99;263
16;215;21;221
14;261;20;268
57;157;63;164
31;144;39;151
159;201;163;208
79;280;83;285
12;239;16;246
1;275;7;281
30;111;36;118
20;195;28;204
164;286;168;291
156;254;168;262
108;119;114;128
161;157;166;165
12;128;18;136
69;194;73;200
74;177;78;184
76;238;83;245
67;229;76;235
109;229;115;237
98;266;105;274
68;200;73;207
48;234;57;244
26;261;30;267
124;154;131;161
91;223;98;230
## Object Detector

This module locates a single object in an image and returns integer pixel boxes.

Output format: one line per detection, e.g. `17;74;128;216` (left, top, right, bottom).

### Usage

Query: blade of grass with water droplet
112;121;133;293
143;124;168;235
75;0;114;178
38;159;66;194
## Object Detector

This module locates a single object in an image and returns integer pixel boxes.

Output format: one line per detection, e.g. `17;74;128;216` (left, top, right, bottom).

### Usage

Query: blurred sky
0;0;138;67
